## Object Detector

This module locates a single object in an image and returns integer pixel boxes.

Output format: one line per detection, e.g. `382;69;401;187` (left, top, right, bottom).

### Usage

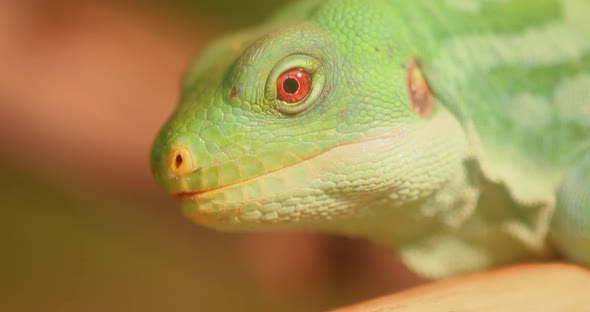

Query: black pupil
283;78;300;94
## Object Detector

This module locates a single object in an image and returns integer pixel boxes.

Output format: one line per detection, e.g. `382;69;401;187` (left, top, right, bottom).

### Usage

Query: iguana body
151;0;590;278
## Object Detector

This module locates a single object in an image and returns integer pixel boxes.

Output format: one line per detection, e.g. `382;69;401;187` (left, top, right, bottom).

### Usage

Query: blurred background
0;1;425;311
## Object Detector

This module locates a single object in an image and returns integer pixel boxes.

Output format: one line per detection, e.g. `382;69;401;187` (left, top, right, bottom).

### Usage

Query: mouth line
171;130;404;200
174;191;203;199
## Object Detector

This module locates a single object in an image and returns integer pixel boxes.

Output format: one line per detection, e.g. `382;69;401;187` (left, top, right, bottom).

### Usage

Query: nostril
167;145;195;177
174;154;183;169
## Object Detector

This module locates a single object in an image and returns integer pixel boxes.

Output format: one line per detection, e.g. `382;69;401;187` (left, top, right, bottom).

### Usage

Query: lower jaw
169;130;405;229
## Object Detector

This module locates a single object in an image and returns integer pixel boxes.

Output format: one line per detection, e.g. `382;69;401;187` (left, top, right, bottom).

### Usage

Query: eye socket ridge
266;54;326;115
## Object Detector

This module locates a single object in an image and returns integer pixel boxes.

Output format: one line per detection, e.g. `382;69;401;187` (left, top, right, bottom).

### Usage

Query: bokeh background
1;1;425;311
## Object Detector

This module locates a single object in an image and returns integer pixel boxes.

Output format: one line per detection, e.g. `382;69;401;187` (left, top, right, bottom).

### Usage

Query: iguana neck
335;159;479;248
307;106;472;244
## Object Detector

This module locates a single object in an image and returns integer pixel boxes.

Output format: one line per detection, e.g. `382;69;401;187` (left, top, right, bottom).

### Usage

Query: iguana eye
276;68;311;103
265;54;325;115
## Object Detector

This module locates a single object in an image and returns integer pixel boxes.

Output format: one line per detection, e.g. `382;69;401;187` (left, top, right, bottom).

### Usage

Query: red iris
276;68;311;103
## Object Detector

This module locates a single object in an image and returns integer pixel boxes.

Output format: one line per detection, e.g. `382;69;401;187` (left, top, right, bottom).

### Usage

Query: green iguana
150;0;590;278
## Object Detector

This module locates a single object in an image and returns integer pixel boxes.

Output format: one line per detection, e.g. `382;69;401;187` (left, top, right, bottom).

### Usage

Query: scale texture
151;0;590;278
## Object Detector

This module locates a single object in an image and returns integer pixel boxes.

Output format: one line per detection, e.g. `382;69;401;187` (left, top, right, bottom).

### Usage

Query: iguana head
151;0;464;231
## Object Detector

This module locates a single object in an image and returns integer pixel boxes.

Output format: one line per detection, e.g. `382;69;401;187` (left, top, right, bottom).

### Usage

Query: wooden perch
333;263;590;312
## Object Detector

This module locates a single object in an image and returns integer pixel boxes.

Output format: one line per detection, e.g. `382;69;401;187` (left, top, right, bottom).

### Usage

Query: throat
322;159;480;250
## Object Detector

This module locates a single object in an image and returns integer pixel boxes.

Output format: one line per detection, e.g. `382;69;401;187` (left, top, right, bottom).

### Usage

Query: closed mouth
174;192;198;199
170;130;403;201
174;191;201;199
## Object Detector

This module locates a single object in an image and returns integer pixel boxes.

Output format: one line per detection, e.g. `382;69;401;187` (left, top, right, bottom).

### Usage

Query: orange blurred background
0;1;424;311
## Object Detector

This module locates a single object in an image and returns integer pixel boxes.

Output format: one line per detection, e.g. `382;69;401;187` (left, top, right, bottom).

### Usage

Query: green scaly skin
151;0;590;278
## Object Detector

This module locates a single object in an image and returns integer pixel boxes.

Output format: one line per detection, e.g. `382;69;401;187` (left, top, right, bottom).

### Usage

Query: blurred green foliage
0;159;252;311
